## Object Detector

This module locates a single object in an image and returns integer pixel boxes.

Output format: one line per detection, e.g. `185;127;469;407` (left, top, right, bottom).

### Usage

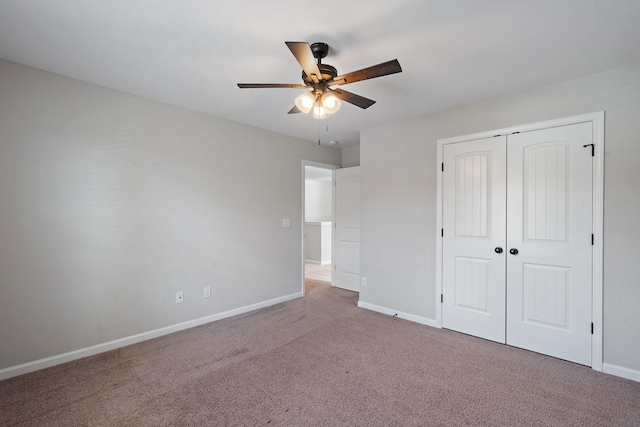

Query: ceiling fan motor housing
301;42;336;86
302;64;337;85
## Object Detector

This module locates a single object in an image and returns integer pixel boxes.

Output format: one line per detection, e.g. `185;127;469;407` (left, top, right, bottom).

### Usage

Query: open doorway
302;162;337;295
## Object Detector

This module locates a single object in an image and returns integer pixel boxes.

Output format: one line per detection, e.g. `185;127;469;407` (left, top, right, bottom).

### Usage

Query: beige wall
0;59;341;370
360;64;640;374
304;180;332;222
341;145;360;167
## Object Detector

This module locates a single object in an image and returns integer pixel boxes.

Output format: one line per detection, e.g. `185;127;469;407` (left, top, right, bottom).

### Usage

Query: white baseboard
320;260;331;266
0;292;303;381
357;301;437;327
603;362;640;383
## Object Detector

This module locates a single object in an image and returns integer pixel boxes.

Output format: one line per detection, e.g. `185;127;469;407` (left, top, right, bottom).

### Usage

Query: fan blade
288;105;302;114
238;83;308;89
285;42;322;83
329;59;402;86
330;88;376;109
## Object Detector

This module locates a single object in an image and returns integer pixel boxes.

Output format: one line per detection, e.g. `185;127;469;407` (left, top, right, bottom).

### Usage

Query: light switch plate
282;218;290;228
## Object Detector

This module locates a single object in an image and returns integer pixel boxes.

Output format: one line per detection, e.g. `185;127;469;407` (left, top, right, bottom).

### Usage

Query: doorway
302;162;337;295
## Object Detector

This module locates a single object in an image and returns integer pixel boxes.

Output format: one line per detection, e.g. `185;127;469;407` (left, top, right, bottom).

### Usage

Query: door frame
301;160;339;295
435;111;605;371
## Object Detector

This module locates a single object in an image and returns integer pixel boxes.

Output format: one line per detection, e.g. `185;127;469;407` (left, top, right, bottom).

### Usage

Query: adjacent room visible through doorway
303;163;335;294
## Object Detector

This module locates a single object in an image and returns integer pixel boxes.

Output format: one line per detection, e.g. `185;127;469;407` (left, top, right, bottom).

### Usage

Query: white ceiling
1;1;639;148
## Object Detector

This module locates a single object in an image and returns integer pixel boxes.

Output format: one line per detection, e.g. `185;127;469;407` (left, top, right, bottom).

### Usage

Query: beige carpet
2;287;640;426
305;278;330;294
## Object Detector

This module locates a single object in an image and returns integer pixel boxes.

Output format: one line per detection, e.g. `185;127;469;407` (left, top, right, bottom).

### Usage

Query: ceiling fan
237;42;402;119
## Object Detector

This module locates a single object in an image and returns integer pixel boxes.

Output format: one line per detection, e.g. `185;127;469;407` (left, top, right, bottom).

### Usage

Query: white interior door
333;167;360;292
506;123;593;365
442;137;507;343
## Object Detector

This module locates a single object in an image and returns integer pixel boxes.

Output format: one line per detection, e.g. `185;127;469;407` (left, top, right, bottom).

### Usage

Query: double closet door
442;122;593;366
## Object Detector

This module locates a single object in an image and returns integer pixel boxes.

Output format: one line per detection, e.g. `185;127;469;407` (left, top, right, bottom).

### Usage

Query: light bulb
301;96;314;109
295;92;315;113
312;102;327;119
321;92;337;108
321;92;341;114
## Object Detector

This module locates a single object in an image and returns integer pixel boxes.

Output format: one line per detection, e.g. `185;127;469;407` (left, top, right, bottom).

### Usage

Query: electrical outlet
361;277;367;287
282;218;290;228
204;286;211;298
176;291;184;304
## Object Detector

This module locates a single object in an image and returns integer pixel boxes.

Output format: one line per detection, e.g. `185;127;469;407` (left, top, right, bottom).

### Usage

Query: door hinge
441;228;444;237
334;264;336;270
591;322;594;334
591;234;594;245
583;143;595;157
441;294;443;303
441;162;444;171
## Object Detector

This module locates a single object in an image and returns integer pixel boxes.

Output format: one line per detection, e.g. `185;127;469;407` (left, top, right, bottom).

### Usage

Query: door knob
495;247;503;254
509;248;519;255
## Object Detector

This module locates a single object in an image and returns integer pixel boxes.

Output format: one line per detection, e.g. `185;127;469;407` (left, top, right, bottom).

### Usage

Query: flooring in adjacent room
304;262;331;294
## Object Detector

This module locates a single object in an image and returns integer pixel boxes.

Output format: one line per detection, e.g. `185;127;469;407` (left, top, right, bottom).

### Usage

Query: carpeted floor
304;278;330;294
2;286;639;426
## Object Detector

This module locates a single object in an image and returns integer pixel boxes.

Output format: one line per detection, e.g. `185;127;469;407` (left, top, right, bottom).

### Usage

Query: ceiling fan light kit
238;41;402;120
296;91;341;118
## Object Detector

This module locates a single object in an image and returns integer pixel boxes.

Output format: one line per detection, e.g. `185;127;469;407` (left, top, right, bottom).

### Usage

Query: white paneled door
442;136;507;343
442;123;594;365
333;167;360;292
506;123;593;366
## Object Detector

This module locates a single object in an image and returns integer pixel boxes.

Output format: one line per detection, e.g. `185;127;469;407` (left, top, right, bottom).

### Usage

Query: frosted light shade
295;92;315;113
321;92;341;114
312;102;327;119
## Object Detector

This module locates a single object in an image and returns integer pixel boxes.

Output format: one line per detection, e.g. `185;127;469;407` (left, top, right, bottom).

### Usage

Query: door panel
522;263;569;329
442;136;506;343
506;122;593;365
454;257;489;312
524;143;568;242
333;167;360;292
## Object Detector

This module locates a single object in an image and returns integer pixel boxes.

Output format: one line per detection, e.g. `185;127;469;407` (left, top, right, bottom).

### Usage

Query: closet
439;120;598;366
